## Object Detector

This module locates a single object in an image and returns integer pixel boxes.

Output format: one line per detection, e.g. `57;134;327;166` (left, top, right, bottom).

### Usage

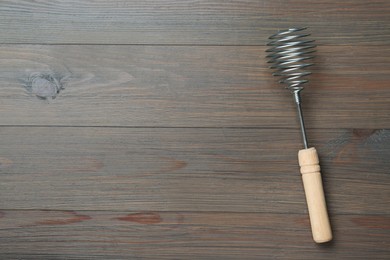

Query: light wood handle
298;147;332;243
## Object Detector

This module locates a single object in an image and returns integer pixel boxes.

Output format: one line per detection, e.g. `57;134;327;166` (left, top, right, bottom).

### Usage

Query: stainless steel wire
266;27;316;148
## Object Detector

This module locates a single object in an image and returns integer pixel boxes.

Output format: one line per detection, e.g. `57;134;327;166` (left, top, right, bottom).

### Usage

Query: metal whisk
266;27;332;243
266;27;315;149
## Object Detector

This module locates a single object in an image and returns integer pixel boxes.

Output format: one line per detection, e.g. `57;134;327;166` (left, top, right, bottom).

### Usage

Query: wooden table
0;1;389;259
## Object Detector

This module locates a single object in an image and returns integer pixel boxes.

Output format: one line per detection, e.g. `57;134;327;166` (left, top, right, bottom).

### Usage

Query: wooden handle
298;147;332;243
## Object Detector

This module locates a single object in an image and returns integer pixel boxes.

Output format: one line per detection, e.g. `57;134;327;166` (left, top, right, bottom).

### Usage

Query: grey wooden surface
0;45;388;128
0;1;389;259
0;0;388;45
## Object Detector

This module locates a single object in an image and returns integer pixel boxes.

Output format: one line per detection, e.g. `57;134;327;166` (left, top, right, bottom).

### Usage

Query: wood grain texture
0;45;389;128
1;0;389;258
0;127;389;214
0;210;389;259
0;0;389;45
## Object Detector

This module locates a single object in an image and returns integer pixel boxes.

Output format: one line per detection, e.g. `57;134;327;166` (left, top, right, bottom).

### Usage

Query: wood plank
0;210;389;259
0;45;389;128
0;127;389;213
0;0;389;45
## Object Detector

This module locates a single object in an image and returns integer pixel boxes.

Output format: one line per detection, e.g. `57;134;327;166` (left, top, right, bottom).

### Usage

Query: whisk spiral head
266;27;316;93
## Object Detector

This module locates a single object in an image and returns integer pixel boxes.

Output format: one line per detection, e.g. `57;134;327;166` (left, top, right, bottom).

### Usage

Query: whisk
266;27;332;243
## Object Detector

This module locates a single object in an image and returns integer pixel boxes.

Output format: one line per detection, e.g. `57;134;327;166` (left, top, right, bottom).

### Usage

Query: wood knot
34;211;92;226
24;73;64;100
116;212;162;224
352;129;377;140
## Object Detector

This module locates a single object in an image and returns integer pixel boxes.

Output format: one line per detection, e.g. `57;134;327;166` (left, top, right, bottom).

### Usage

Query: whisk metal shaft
294;91;308;149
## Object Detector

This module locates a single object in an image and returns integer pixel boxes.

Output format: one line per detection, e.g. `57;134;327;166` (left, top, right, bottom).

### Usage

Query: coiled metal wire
266;27;315;93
